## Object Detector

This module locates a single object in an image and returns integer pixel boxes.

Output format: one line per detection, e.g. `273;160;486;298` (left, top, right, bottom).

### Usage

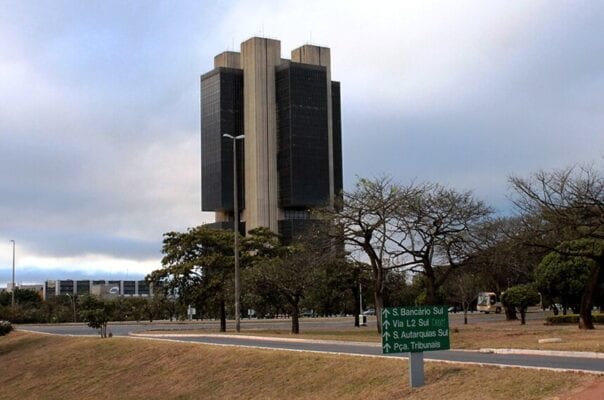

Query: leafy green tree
535;251;593;314
501;284;540;325
243;227;331;334
122;297;147;322
0;288;42;307
303;258;367;322
382;269;416;308
79;295;114;338
0;289;46;323
510;166;603;329
148;226;234;331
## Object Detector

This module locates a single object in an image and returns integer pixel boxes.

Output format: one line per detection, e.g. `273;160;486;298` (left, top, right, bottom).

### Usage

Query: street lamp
10;240;15;307
223;133;244;333
66;293;77;322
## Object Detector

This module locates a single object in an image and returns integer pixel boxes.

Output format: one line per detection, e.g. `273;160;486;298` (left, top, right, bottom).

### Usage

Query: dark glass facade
58;280;74;295
123;280;136;295
276;63;329;208
204;220;246;235
76;280;91;295
331;81;343;208
137;280;150;296
201;67;244;212
279;219;316;244
45;280;56;298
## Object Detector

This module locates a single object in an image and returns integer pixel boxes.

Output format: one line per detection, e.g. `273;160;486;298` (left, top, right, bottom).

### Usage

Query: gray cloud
1;1;603;278
0;266;145;284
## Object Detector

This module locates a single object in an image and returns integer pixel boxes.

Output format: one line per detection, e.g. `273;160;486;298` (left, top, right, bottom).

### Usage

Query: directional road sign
381;306;450;354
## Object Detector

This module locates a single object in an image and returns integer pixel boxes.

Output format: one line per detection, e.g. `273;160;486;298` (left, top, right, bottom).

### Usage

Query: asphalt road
16;313;604;375
18;317;357;336
15;310;546;337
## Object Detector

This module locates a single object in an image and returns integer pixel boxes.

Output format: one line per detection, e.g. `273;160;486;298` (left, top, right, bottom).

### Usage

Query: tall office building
201;37;342;241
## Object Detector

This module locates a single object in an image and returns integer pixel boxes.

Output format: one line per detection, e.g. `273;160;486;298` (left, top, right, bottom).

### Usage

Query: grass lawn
0;331;600;400
451;320;604;352
145;319;604;353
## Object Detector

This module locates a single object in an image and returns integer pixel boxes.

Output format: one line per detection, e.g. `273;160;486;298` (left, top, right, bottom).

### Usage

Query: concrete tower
201;37;342;241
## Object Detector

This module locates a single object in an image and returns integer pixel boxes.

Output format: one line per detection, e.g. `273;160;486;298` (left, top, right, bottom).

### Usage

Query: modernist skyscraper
201;37;342;241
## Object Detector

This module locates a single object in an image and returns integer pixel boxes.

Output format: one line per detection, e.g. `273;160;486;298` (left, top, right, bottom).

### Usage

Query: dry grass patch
146;319;604;353
145;327;381;343
0;331;599;400
450;320;604;352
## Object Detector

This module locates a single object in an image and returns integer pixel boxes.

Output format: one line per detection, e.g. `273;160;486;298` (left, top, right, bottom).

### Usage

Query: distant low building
43;280;161;300
2;283;44;297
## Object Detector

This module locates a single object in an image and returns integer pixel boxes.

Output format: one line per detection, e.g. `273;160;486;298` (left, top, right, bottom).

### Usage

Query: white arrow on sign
383;320;391;330
383;331;391;341
383;343;391;352
382;308;390;318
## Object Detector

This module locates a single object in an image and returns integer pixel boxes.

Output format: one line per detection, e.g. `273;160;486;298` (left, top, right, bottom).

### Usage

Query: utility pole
10;240;15;307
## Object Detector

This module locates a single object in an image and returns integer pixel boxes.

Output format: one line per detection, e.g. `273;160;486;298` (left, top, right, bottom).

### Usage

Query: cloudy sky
1;0;603;284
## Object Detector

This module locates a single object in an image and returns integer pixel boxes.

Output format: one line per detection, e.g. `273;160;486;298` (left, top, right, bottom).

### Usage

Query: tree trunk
578;262;600;330
520;307;526;325
373;269;385;335
424;265;438;305
291;304;300;334
374;283;384;334
219;300;226;332
353;283;360;328
504;305;517;320
463;303;468;325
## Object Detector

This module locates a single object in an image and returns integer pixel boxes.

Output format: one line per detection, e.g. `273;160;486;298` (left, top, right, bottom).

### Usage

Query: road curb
129;332;380;347
479;348;604;359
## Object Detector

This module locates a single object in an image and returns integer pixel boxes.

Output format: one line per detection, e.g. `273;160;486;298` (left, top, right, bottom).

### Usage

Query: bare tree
510;166;604;329
326;176;491;332
325;176;413;332
443;268;482;325
391;183;493;305
470;217;548;320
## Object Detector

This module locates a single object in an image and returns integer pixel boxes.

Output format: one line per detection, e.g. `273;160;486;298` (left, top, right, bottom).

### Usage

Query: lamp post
223;133;244;333
10;240;15;307
66;293;77;322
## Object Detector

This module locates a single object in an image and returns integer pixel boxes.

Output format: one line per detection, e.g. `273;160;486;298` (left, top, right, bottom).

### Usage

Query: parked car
362;308;376;316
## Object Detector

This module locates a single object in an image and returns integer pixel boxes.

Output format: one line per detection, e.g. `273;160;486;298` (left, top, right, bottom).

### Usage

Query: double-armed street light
222;133;244;333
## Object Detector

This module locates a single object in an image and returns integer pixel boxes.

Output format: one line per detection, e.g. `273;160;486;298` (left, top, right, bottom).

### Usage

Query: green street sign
381;306;450;354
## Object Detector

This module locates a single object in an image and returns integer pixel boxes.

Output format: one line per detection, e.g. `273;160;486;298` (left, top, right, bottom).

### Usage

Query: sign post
381;306;450;388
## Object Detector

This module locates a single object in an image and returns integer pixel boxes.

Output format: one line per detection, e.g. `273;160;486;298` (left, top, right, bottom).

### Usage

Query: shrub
501;284;541;324
0;320;13;336
546;314;604;324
